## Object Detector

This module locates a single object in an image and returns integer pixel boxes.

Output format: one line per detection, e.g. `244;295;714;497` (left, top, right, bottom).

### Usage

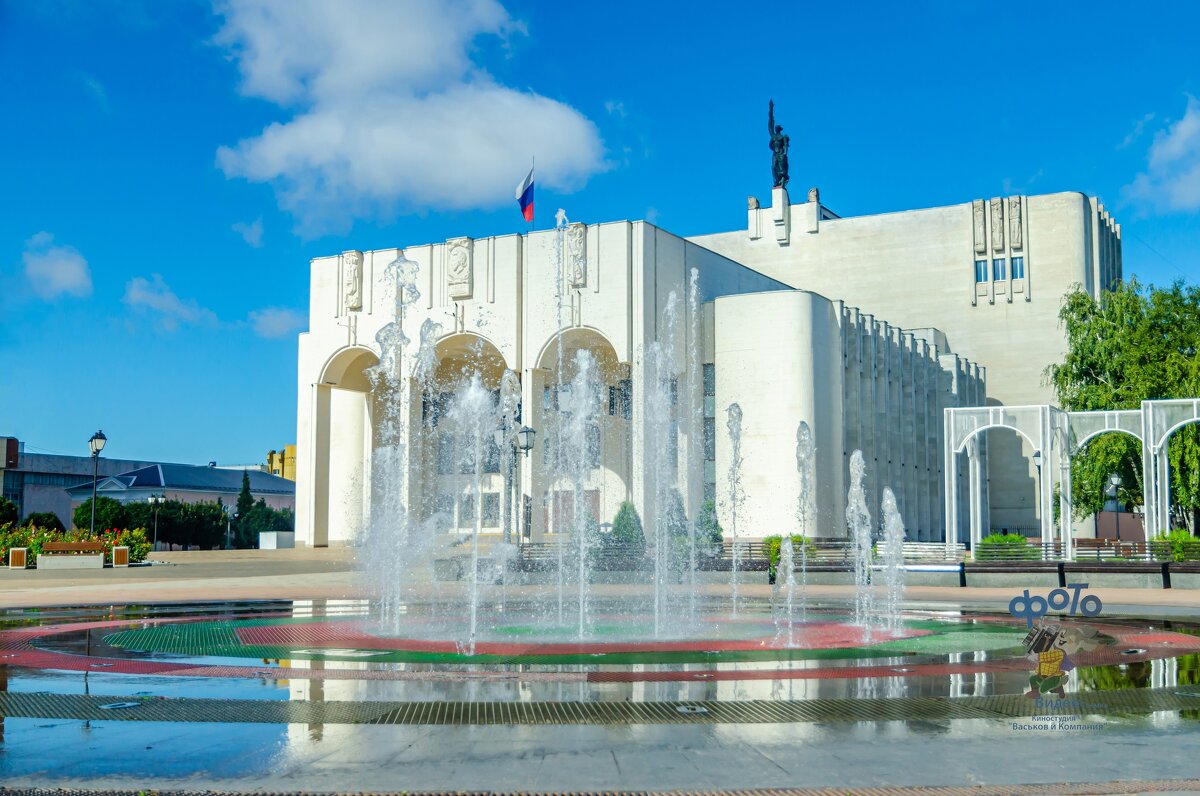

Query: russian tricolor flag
515;167;534;223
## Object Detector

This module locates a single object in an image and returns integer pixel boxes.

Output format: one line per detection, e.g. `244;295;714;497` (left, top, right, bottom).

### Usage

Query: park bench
42;542;107;555
34;541;128;569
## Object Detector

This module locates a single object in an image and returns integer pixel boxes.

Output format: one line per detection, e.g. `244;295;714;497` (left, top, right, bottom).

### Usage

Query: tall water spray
847;450;875;640
445;374;499;654
363;253;423;632
776;536;797;646
685;268;703;625
726;403;745;617
645;291;681;637
551;209;571;626
795;421;816;624
559;349;601;638
880;487;907;636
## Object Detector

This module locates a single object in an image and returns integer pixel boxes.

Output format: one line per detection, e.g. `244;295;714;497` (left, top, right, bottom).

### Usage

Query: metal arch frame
943;398;1200;554
1142;398;1200;537
943;405;1067;558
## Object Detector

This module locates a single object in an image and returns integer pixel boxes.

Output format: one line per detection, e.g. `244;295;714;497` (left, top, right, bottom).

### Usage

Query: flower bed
0;525;150;567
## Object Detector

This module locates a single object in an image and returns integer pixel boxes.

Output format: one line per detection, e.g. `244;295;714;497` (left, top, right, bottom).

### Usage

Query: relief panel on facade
989;198;1005;252
1008;196;1023;250
446;237;473;300
342;250;363;312
566;222;587;289
972;200;986;254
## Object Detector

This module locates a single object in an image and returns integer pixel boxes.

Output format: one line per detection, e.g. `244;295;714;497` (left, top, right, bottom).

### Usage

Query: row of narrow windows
974;256;1025;283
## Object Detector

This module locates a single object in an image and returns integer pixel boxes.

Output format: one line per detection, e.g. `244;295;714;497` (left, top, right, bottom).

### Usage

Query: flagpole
530;155;535;231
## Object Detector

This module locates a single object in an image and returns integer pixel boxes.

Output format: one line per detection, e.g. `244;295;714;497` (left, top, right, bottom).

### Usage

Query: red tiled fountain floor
3;613;1200;686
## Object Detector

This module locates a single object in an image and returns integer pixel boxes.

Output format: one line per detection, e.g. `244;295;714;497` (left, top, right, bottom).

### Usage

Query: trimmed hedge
0;524;150;567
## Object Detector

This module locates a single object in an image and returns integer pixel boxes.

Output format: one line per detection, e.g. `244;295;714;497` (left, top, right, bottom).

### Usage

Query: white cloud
248;306;306;338
1123;96;1200;213
22;232;92;300
605;100;627;119
232;217;264;247
122;274;218;331
213;0;606;233
1120;112;1156;149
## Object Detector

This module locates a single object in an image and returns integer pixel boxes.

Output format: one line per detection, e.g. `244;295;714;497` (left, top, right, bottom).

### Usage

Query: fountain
847;450;875;640
880;487;907;635
775;535;797;646
685;267;703;625
558;349;601;638
795;420;816;623
725;402;745;617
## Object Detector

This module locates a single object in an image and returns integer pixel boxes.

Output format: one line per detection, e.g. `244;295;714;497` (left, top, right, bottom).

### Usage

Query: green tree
236;470;255;518
21;511;65;531
0;496;17;527
1046;279;1200;532
73;496;129;532
694;500;724;560
235;499;294;548
609;501;645;553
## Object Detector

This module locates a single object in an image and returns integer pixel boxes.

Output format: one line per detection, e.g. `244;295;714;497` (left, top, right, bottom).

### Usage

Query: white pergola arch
943;399;1200;558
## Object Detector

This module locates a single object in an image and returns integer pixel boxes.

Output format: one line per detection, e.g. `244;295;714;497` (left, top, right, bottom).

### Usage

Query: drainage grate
2;685;1199;727
4;780;1200;796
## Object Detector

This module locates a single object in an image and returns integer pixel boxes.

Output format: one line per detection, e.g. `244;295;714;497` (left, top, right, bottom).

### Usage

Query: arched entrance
312;346;379;547
415;333;513;539
531;328;630;541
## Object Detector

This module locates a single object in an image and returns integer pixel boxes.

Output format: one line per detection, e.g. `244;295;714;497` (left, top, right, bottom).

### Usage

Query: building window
993;258;1007;281
586;423;601;469
974;260;988;283
483;437;501;474
437;434;456;474
458;494;475;528
704;417;716;461
1012;256;1025;279
481;492;500;527
609;379;632;419
703;364;715;397
435;494;454;521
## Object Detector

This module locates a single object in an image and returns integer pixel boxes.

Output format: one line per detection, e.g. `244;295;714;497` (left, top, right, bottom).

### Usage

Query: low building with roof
66;463;295;513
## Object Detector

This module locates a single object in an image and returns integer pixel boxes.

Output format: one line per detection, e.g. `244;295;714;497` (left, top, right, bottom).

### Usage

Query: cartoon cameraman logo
1021;622;1101;699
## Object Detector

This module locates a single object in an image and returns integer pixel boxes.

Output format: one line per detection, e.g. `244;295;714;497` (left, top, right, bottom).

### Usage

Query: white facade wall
691;191;1119;533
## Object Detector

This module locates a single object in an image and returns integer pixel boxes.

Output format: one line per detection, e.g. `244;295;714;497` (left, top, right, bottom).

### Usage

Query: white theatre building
294;188;1121;548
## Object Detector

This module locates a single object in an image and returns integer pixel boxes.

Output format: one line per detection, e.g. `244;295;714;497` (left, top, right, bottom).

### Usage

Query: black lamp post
515;426;536;457
149;493;166;550
1108;473;1123;540
88;430;107;534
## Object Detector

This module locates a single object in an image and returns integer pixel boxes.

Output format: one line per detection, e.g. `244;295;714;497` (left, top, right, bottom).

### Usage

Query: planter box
112;546;129;567
259;531;295;550
37;553;104;570
8;547;27;569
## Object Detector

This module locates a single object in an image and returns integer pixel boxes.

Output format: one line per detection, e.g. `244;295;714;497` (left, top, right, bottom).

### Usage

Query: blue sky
2;0;1199;466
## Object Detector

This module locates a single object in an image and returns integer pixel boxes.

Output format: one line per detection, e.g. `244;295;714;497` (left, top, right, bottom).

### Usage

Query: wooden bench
37;541;107;570
42;542;107;555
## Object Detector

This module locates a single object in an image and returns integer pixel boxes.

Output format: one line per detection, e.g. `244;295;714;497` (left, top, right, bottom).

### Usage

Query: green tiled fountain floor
2;685;1199;725
98;616;1028;665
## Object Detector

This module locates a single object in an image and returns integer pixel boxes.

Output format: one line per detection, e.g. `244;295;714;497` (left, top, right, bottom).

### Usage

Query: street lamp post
494;426;537;544
224;505;238;550
88;430;107;534
1108;473;1123;540
149;493;166;550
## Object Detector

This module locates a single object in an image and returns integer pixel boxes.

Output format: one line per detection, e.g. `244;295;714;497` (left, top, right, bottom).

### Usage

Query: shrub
0;525;150;566
1153;528;1200;562
609;501;645;554
21;512;65;531
763;534;817;579
694;500;724;561
975;532;1040;560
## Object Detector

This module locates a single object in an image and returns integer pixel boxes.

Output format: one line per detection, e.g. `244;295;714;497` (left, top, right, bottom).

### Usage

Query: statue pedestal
772;186;790;245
